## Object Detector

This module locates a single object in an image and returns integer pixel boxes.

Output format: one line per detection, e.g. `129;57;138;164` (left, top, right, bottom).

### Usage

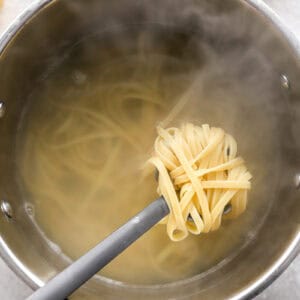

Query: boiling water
17;29;281;285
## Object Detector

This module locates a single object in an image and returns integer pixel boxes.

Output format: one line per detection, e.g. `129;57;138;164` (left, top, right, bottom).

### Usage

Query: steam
50;0;286;206
19;0;294;285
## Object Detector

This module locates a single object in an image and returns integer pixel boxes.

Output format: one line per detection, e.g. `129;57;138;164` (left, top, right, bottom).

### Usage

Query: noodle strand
147;123;252;241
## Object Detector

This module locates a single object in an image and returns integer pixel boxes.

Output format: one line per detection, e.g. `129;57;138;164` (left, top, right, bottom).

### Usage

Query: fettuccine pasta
148;123;252;241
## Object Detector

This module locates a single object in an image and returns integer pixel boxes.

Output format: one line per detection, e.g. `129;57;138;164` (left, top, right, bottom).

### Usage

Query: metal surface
0;0;299;299
0;200;13;219
280;74;290;90
0;101;5;118
295;174;300;189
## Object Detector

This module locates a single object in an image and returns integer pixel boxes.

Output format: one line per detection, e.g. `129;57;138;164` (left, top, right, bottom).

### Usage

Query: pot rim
0;0;299;299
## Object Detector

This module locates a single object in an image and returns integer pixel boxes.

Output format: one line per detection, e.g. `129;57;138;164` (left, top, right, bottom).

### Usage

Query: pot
0;0;299;299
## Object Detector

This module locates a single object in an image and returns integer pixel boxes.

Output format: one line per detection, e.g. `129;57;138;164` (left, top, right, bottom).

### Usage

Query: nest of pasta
147;123;252;241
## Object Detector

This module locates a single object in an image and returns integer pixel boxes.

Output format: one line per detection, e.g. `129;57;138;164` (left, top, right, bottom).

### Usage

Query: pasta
147;123;252;241
18;48;261;283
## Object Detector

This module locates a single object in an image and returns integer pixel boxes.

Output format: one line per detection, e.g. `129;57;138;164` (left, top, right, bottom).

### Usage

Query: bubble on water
25;202;35;217
72;70;87;85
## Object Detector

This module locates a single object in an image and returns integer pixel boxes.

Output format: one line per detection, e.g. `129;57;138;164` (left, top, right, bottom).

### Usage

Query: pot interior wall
0;0;299;299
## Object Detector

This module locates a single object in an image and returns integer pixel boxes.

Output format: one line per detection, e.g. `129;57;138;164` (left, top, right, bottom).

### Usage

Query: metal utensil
27;197;169;300
26;191;233;300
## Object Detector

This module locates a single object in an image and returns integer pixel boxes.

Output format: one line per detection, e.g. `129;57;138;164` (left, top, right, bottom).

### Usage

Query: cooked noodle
147;123;252;241
18;51;261;283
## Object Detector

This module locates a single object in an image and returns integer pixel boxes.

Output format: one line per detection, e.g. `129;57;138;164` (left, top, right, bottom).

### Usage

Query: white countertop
0;0;299;299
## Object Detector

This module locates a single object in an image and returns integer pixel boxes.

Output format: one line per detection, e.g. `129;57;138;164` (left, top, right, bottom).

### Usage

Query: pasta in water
147;123;252;241
18;46;269;283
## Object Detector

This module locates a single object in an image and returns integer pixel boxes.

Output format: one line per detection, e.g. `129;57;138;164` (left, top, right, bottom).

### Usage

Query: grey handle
27;196;169;300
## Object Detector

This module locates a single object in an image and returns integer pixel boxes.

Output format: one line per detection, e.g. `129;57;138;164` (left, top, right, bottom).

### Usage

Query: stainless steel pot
0;0;299;299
